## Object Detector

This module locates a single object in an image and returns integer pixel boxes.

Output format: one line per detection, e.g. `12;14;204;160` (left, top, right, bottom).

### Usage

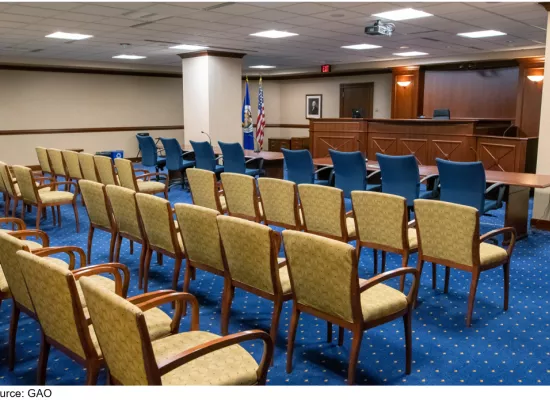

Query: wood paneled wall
391;67;423;119
515;57;544;137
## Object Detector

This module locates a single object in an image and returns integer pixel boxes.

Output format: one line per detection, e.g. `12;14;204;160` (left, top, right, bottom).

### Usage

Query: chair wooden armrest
7;229;50;247
34;176;51;183
136;172;168;181
0;217;26;230
359;267;419;304
419;174;439;184
156;330;273;384
407;219;416;228
127;289;175;304
37;181;77;191
72;263;130;298
480;227;517;257
32;246;86;270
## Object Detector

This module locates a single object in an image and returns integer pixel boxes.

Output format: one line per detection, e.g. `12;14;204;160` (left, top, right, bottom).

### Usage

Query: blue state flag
242;78;254;150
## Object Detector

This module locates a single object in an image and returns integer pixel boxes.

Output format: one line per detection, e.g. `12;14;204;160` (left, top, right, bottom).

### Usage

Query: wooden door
339;83;374;118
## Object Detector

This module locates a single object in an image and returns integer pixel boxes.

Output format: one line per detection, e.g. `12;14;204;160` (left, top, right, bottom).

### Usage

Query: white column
180;51;244;145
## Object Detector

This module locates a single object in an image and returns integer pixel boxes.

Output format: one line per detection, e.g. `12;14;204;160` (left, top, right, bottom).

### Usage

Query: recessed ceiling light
45;31;93;40
400;46;409;49
458;30;506;38
169;44;209;50
249;65;276;69
341;44;382;50
250;30;298;39
372;8;432;21
112;54;146;60
393;51;429;57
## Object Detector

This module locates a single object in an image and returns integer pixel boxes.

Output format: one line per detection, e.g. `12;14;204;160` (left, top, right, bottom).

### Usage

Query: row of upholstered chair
0;217;272;385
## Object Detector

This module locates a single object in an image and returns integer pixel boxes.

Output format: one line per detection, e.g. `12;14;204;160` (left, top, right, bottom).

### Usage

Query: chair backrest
298;184;346;240
0;232;34;311
36;147;52;174
220;172;261;221
190;140;216;171
377;153;420;207
61;150;83;180
433;108;451;120
281;148;314;184
94;155;118;186
114;158;137;191
186;168;223;213
136;135;158;168
218;141;246;174
0;162;17;197
436;158;486;212
106;185;143;240
282;230;359;323
174;204;224;273
79;276;154;385
12;166;39;204
217;215;281;295
258;178;300;229
0;166;6;194
16;250;95;360
351;191;409;251
329;149;366;198
159;137;183;171
78;153;99;182
47;148;66;177
136;193;181;254
79;180;113;230
414;199;479;268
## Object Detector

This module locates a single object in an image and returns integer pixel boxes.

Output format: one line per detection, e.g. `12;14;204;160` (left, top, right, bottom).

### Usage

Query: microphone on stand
201;130;212;146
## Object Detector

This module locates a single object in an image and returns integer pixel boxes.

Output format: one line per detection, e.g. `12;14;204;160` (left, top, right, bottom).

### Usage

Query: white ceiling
0;1;546;71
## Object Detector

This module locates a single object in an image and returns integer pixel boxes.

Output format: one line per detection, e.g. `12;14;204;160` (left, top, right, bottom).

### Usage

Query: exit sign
321;64;331;73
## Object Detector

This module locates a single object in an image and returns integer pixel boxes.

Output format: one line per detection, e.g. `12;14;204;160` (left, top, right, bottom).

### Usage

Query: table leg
504;185;530;242
263;159;284;179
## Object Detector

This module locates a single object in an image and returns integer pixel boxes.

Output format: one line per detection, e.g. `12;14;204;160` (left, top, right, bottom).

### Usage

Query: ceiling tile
245;9;300;22
71;4;129;17
24;2;82;11
0;13;42;23
278;3;336;15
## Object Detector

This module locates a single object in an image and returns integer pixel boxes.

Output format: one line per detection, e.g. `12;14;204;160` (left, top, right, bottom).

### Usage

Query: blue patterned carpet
1;169;550;386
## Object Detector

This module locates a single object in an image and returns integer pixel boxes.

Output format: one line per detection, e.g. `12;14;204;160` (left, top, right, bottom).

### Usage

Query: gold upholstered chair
35;147;53;178
0;162;27;218
13;165;80;232
94;155;119;186
79;180;117;264
135;193;185;292
282;230;419;385
217;215;292;346
80;277;273;385
351;191;418;276
414;199;516;327
220;172;263;222
16;250;175;384
62;150;84;203
46;148;69;185
78;153;100;182
114;158;168;198
186;168;226;213
298;184;356;242
258;178;302;230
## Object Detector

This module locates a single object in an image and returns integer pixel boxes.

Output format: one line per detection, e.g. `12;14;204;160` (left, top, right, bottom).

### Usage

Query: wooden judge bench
309;118;539;173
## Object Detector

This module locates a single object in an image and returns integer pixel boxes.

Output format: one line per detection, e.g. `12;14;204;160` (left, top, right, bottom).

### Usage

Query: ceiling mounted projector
365;20;396;37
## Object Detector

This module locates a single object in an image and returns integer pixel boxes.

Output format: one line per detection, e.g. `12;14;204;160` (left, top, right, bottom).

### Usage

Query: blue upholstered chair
329;149;381;194
436;158;505;213
159;137;195;189
136;134;166;179
282;148;332;185
433;109;451;120
218;141;263;177
190;140;224;175
377;153;439;208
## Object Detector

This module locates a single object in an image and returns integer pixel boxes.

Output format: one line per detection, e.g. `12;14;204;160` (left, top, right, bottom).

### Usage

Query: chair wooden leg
51;206;56;226
444;266;450;294
57;205;61;227
172;257;183;291
373;249;378;275
286;304;300;374
431;262;437;289
466;270;481;327
8;304;21;371
108;232;116;263
181;265;192;316
143;248;153;293
129;240;134;255
400;253;410;292
503;262;510;311
35;205;42;231
404;308;412;375
138;242;146;290
157;252;163;266
21;201;26;221
338;326;344;346
72;201;79;233
221;279;234;336
269;298;283;349
114;235;122;263
381;250;387;273
326;322;332;342
12;198;18;219
347;328;363;385
5;196;10;217
85;363;100;385
37;333;50;385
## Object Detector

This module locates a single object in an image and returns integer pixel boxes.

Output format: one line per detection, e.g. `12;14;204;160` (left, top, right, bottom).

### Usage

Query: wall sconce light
528;75;544;82
397;81;411;87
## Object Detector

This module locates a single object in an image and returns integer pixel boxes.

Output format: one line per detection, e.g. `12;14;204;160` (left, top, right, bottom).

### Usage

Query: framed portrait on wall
306;94;322;119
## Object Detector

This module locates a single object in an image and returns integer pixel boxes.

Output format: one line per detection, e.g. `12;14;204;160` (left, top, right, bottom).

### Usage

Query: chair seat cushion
278;264;292;294
366;184;382;192
23;240;43;251
219;194;228;212
214;165;225;174
153;331;259;385
345;217;356;239
0;266;9;294
314;179;330;186
245;168;261;177
359;280;408;323
419;189;438;200
141;307;173;341
407;228;418;249
479;242;508;266
39;191;74;204
137;181;166;194
483;199;500;213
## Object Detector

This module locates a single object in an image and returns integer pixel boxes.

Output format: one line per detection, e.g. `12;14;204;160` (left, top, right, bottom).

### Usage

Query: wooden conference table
313;157;550;241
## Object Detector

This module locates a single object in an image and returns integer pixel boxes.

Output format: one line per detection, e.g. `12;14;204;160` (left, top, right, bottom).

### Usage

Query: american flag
255;77;265;150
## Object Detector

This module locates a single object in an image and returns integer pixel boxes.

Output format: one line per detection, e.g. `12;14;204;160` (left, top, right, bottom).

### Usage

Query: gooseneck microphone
201;130;212;145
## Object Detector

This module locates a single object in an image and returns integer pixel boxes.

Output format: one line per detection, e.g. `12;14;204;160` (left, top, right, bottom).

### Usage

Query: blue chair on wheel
218;141;263;177
136;134;166;179
159;137;195;189
377;153;439;208
282;148;332;185
436;158;505;214
190;140;224;175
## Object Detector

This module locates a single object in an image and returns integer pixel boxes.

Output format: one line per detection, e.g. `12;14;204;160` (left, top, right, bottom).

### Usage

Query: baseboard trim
531;218;550;231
